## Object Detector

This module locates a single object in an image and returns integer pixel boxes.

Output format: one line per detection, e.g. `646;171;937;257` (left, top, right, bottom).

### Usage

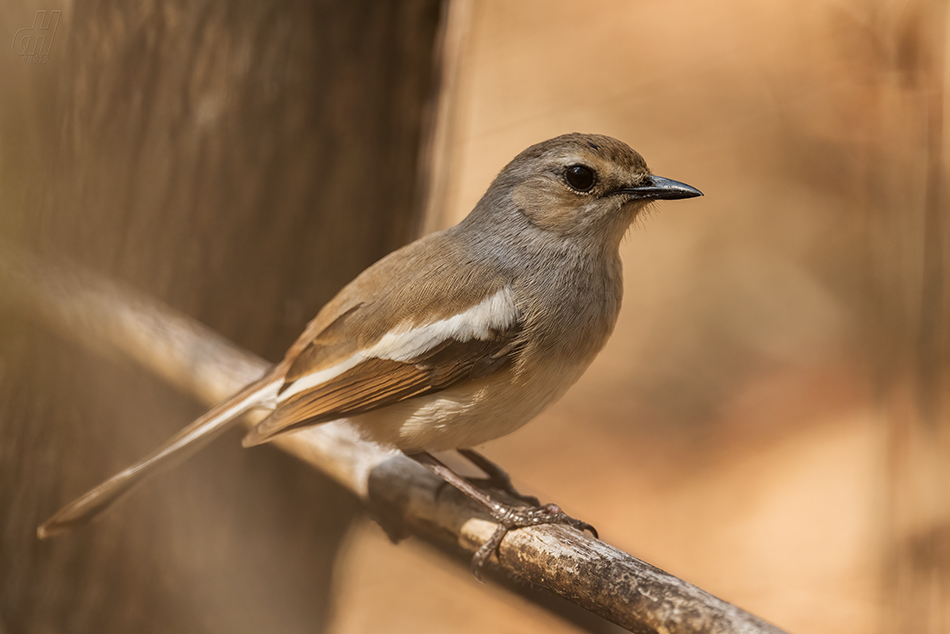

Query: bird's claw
470;502;597;581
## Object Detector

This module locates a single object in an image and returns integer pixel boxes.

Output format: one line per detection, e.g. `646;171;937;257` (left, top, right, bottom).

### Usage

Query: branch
0;247;789;634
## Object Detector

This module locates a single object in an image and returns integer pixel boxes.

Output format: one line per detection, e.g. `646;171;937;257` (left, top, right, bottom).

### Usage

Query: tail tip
241;431;265;448
36;521;58;540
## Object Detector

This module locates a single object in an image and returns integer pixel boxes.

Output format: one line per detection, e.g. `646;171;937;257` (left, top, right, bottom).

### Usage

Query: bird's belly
347;364;586;453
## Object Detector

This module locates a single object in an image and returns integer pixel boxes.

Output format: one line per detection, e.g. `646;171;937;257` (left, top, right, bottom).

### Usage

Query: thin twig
0;247;789;634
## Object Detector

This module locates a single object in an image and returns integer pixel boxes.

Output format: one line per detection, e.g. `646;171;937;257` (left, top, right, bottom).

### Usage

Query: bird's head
475;133;701;249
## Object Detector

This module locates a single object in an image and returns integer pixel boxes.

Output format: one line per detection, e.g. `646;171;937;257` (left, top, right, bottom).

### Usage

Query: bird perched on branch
38;133;701;573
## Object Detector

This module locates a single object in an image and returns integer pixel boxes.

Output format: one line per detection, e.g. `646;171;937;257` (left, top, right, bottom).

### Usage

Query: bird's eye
564;164;596;192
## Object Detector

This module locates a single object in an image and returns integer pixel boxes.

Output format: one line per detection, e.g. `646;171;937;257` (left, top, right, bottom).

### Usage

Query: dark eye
564;164;596;192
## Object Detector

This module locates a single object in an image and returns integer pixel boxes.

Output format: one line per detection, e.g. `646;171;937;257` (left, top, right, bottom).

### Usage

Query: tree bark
0;2;442;633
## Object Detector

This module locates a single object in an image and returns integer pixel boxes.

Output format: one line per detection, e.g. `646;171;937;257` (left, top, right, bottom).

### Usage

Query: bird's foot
407;451;596;580
471;501;597;580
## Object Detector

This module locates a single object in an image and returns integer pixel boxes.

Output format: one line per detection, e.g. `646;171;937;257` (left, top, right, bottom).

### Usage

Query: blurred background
2;1;949;633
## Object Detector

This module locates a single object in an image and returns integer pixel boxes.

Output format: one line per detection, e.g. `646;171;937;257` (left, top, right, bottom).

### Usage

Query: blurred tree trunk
862;1;950;631
0;1;442;633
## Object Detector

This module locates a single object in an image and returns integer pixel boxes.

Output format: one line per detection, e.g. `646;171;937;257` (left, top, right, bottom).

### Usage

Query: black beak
614;175;703;201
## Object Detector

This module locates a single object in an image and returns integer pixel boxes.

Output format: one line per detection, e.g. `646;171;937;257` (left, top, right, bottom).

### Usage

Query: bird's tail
37;375;281;539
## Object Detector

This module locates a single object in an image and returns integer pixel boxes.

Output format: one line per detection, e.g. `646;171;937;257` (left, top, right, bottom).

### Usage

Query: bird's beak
614;175;703;201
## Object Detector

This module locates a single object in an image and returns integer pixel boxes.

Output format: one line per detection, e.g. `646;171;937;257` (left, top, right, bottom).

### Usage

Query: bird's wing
243;284;522;446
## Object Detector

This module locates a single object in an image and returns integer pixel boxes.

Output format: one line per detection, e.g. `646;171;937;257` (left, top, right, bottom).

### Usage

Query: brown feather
273;230;515;382
245;327;522;446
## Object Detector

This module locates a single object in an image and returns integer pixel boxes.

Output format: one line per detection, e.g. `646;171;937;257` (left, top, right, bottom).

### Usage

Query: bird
37;133;701;573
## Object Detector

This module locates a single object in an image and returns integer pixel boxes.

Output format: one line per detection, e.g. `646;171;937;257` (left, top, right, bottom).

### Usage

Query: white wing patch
278;287;517;403
277;354;367;402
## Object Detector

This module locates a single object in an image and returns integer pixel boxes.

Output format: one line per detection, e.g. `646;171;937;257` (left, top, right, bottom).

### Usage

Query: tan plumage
38;133;701;538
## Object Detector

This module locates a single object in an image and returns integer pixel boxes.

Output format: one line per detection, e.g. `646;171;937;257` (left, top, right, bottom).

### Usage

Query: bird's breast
515;248;624;370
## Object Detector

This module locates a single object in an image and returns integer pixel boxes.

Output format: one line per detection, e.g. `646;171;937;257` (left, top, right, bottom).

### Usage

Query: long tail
37;376;281;539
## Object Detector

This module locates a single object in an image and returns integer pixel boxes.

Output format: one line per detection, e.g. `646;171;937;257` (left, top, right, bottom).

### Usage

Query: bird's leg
456;448;539;506
408;451;597;580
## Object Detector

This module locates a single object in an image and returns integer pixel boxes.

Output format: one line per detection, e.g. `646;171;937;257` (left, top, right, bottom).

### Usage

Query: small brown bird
38;133;701;572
